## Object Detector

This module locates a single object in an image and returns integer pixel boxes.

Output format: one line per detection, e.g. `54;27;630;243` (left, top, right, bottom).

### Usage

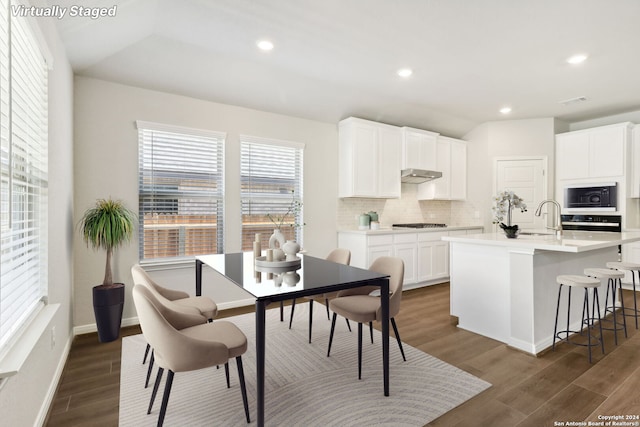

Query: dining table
195;252;391;427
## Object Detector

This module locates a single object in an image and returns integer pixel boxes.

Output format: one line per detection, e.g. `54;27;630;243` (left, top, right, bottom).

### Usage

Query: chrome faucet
534;200;563;237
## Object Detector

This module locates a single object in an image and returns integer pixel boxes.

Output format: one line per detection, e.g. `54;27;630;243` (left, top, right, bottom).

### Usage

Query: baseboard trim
73;298;257;336
36;333;73;427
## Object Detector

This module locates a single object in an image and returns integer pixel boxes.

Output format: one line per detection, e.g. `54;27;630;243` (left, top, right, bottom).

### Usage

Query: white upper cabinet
418;136;467;200
401;127;438;171
556;123;629;181
632;124;640;197
338;117;401;198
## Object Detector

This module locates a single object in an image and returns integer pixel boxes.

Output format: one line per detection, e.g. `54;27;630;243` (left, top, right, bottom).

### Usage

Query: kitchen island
443;230;640;355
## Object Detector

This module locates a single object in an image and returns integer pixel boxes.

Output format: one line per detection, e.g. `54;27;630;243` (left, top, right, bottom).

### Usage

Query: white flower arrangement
492;190;527;227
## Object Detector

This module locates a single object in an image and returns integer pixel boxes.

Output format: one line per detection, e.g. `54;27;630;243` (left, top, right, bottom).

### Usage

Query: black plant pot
500;223;520;239
93;283;125;343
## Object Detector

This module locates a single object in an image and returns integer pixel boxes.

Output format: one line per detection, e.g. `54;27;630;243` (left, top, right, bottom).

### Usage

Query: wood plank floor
44;284;640;426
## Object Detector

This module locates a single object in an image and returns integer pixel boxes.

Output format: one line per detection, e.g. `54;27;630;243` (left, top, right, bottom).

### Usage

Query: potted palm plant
79;198;136;342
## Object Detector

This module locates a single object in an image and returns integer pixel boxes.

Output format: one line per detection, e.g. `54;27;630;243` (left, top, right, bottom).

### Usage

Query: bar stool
584;268;627;345
606;261;640;329
553;275;604;363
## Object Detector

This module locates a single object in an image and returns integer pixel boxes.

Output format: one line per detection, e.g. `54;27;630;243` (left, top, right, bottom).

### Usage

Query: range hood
401;168;443;184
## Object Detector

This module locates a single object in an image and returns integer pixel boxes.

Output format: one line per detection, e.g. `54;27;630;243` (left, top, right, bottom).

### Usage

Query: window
137;121;225;263
240;136;304;251
0;1;49;353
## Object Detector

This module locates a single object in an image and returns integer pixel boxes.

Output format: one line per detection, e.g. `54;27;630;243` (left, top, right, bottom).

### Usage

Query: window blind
137;121;225;262
0;1;49;352
240;136;304;251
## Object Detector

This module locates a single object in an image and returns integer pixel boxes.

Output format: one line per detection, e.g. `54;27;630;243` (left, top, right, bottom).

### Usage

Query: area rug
119;304;491;426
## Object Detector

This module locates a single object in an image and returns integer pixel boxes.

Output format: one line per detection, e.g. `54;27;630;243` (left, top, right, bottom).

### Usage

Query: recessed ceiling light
256;40;274;51
397;68;413;78
500;107;512;114
566;54;588;64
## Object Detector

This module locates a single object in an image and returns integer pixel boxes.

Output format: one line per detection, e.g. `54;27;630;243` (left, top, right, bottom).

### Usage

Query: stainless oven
564;183;617;211
562;214;622;257
561;214;621;233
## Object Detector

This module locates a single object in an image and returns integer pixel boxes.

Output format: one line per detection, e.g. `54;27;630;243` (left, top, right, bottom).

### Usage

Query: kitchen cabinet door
433;137;451;199
632;124;640;197
394;242;417;284
589;126;624;178
378;125;402;198
368;245;393;266
431;241;449;278
338;117;401;198
449;139;467;200
418;136;467;200
556;132;589;180
417;232;449;282
556;123;629;181
401;127;438;171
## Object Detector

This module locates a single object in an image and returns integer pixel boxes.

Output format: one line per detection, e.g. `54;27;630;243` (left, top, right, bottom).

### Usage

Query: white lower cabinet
365;234;394;266
393;234;418;284
417;232;449;282
338;228;483;287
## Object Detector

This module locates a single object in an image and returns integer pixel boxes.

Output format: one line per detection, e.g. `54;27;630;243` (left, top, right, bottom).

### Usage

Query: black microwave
564;183;617;211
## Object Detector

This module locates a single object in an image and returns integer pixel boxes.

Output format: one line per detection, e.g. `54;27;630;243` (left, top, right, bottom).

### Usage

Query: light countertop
338;225;484;235
443;230;640;253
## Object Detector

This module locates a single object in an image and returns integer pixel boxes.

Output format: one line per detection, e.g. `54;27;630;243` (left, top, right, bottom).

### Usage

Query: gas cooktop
392;223;448;229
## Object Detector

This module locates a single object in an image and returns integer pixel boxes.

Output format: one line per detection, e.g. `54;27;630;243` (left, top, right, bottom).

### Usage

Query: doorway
494;157;548;230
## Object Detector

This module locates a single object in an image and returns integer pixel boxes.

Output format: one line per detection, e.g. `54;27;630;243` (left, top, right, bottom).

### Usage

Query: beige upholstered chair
131;264;218;320
131;264;218;387
288;249;351;343
327;256;406;379
132;285;250;426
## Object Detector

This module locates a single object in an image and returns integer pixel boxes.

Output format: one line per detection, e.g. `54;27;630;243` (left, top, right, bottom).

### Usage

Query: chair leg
345;318;352;332
552;284;563;351
236;356;251;423
327;313;337;357
157;370;174;427
632;271;639;329
280;300;284;322
390;318;407;361
583;289;592;364
224;362;230;388
308;299;313;343
618;278;628;337
145;350;155;388
289;299;296;329
324;297;331;320
369;321;374;344
358;322;363;380
148;367;164;414
142;343;151;364
594;288;605;355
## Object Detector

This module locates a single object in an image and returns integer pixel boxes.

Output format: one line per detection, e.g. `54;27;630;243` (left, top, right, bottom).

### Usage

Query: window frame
0;0;50;365
240;135;304;252
136;121;225;265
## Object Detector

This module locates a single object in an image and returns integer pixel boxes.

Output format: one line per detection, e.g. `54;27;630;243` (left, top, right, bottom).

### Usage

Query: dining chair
288;248;351;343
131;264;218;387
132;285;250;426
326;256;406;379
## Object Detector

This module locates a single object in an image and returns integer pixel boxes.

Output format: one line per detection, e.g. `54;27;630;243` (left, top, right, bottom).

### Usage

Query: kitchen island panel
449;236;621;355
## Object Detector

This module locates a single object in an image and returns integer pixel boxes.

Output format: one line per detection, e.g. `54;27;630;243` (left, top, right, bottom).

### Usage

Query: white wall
570;109;640;131
73;77;338;329
463;118;558;232
0;15;75;427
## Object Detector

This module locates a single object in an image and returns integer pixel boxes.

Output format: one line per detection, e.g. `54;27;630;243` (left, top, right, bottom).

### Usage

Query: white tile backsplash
337;184;484;229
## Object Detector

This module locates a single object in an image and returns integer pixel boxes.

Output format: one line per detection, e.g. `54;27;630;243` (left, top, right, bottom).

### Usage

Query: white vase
283;240;301;261
269;229;286;249
283;271;300;286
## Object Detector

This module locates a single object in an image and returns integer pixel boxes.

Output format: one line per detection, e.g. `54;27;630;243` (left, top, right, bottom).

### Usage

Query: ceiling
47;0;640;137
